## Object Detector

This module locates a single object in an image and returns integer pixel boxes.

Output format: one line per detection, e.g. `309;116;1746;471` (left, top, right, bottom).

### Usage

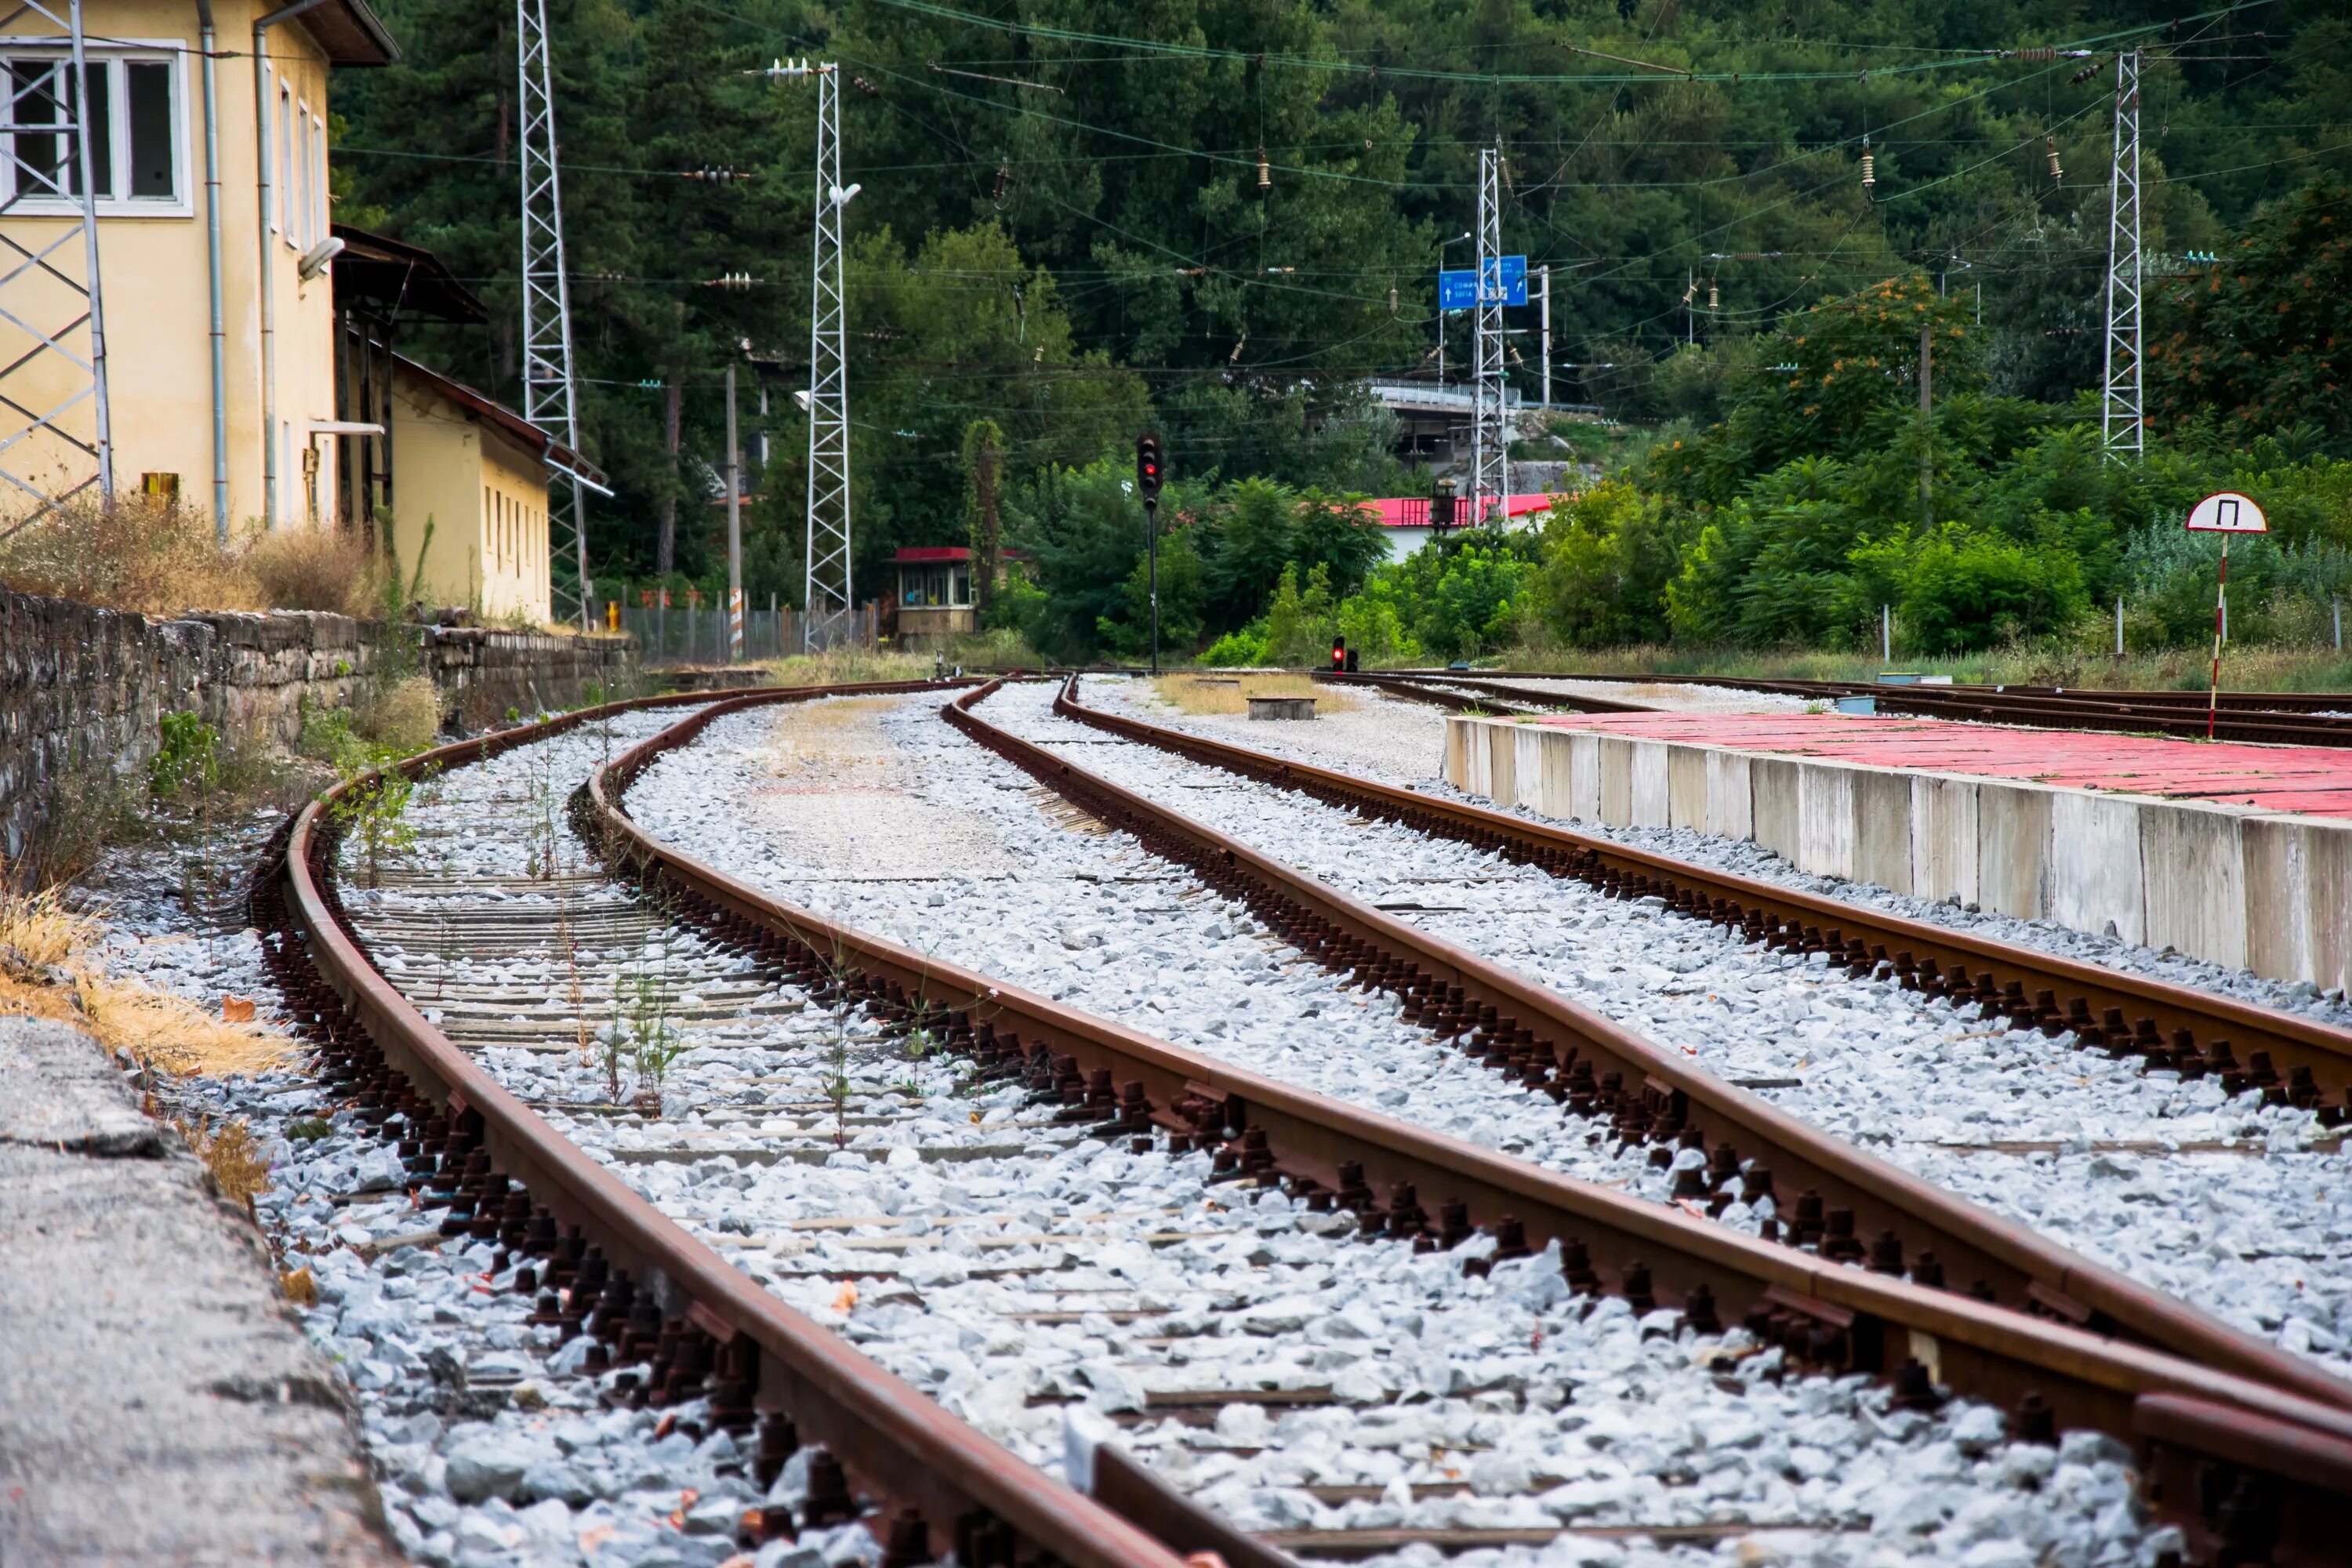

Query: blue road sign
1439;257;1529;309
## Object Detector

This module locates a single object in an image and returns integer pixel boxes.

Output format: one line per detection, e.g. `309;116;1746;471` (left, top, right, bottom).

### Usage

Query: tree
963;419;1005;621
2149;180;2352;453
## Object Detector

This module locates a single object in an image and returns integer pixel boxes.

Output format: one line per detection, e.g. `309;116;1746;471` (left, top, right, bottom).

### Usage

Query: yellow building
0;0;394;527
387;355;599;626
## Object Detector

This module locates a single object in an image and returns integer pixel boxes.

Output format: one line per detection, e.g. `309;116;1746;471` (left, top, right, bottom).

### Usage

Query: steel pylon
0;0;112;532
517;0;590;624
788;61;853;649
2100;49;2143;462
1470;143;1508;524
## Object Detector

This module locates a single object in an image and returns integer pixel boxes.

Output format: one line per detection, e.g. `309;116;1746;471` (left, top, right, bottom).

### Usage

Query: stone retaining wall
0;589;637;863
1446;713;2352;992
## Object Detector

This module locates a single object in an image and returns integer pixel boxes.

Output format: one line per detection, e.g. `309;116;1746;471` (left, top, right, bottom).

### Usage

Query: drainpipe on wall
252;0;330;531
196;0;227;542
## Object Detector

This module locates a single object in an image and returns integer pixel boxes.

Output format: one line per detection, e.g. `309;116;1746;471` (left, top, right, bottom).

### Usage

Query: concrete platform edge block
1851;768;1914;895
2047;790;2147;946
1570;731;1602;821
1537;727;1577;820
2140;801;2249;972
1665;744;1709;833
1598;735;1634;827
1910;773;1980;909
1976;782;2054;920
1707;749;1753;841
1751;757;1801;862
1512;722;1546;812
1629;740;1671;829
1443;716;1468;790
1488;718;1518;806
2241;815;2352;989
1795;761;1857;880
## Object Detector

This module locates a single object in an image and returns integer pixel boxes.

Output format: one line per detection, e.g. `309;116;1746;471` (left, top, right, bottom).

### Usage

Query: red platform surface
1526;711;2352;821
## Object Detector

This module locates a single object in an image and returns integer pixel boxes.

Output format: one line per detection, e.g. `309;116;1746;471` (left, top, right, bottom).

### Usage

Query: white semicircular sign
2184;490;2267;533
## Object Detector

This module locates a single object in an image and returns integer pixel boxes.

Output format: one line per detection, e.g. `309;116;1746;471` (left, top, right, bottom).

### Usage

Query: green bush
1898;527;2089;654
1197;627;1269;666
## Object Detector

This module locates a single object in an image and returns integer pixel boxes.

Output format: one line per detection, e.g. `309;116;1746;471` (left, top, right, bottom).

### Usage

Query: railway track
1066;676;2352;1127
1363;669;2352;748
622;679;2351;1561
252;676;2352;1566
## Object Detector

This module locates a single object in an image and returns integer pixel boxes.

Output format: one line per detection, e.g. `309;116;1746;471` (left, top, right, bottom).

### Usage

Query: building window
3;50;182;212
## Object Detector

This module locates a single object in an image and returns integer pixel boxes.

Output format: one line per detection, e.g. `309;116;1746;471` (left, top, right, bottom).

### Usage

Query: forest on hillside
336;0;2352;659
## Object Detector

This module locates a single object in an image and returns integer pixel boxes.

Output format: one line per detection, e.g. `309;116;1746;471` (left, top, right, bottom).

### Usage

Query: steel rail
598;677;2352;1563
265;678;1202;1568
1075;674;2352;1116
1378;670;2352;747
1032;677;2352;1405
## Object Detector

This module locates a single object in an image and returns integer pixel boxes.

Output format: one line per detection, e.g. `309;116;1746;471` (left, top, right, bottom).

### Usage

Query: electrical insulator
1229;334;1247;363
2045;136;2063;185
1708;280;1719;310
1388;282;1399;315
993;163;1010;202
1681;280;1697;306
850;75;880;98
2069;58;2102;84
1257;146;1271;190
1860;138;1875;191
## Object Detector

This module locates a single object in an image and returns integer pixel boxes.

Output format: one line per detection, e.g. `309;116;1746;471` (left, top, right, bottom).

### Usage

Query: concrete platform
1446;711;2352;991
0;1016;394;1565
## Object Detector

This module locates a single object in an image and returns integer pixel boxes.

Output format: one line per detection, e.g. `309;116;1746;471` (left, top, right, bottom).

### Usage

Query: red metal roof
1525;710;2352;820
892;547;1028;562
1370;494;1562;528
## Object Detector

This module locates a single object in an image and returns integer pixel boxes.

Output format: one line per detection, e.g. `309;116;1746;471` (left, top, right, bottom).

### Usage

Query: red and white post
2184;490;2267;741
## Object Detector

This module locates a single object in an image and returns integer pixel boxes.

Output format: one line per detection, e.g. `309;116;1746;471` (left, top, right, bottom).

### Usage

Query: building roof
293;0;401;67
1368;493;1561;529
891;546;1028;563
392;354;607;491
332;225;488;325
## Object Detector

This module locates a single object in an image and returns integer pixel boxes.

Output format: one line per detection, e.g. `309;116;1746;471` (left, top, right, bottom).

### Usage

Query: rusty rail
264;678;1202;1568
592;679;2352;1563
1079;675;2352;1118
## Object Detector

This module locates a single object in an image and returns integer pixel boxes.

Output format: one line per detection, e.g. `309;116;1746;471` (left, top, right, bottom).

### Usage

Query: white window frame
1;41;191;217
278;80;294;245
309;107;326;246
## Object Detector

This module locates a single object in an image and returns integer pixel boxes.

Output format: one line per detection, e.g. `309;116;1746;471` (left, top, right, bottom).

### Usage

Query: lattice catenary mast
1469;143;1508;524
2100;48;2143;462
517;0;590;625
765;60;855;651
0;0;112;528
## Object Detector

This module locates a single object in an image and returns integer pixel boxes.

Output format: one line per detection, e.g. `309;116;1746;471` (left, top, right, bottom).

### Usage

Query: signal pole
1538;264;1552;410
1471;143;1508;525
2101;49;2143;462
1136;434;1163;674
724;363;742;661
517;0;590;626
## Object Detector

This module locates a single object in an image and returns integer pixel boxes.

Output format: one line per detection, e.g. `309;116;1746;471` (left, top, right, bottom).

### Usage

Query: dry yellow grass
0;883;292;1076
1148;672;1356;716
0;495;381;615
172;1114;272;1205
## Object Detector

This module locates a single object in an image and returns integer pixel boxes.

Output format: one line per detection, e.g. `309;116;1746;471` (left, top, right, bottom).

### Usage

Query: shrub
1197;627;1269;666
0;497;254;613
1900;528;2089;654
244;526;378;615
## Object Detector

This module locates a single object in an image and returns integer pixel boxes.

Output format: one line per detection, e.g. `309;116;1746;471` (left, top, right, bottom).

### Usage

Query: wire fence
616;603;880;665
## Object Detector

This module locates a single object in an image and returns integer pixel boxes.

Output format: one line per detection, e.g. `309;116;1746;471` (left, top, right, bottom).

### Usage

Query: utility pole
517;0;590;626
1471;144;1508;525
0;0;112;528
2101;48;2143;462
766;61;856;650
1918;319;1933;527
1538;264;1552;409
724;364;742;662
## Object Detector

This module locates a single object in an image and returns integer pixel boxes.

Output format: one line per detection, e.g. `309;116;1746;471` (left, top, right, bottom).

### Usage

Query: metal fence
617;603;880;665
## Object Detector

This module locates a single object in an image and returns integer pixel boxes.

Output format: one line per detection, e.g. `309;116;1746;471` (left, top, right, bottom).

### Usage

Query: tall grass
1464;640;2352;693
0;496;382;616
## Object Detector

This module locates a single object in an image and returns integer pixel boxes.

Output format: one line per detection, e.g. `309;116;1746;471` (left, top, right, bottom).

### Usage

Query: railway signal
1138;433;1164;673
1330;637;1346;673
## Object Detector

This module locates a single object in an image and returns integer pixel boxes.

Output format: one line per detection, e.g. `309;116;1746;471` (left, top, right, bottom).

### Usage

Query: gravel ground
1094;678;2352;1029
1015;681;2352;1378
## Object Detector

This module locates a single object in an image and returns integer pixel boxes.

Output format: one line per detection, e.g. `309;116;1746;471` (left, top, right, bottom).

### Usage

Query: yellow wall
388;371;553;625
0;1;343;529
